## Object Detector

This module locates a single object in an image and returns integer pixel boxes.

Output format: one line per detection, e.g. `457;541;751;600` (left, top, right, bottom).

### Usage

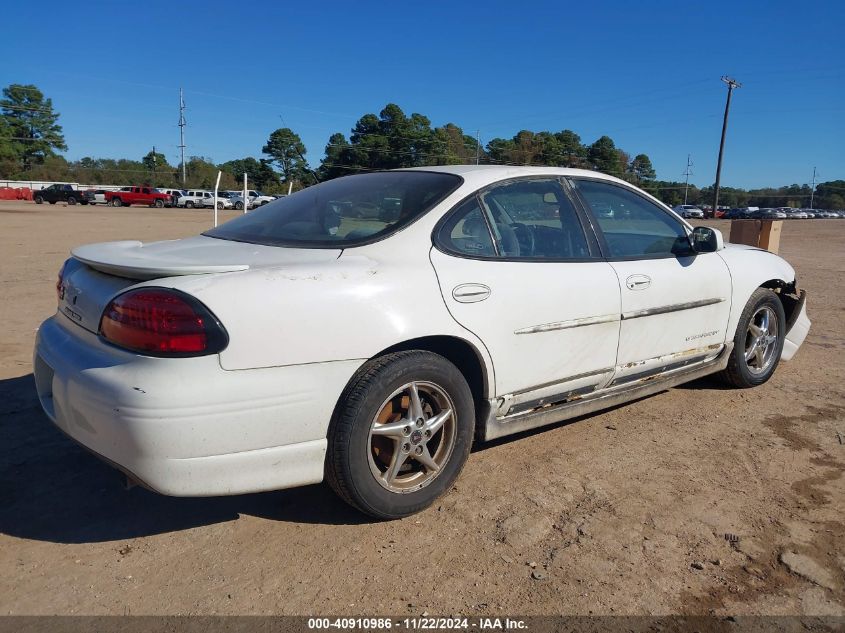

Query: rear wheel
154;199;164;208
720;288;786;388
34;195;43;204
112;198;122;207
326;351;474;519
235;201;244;210
67;196;76;205
185;200;194;208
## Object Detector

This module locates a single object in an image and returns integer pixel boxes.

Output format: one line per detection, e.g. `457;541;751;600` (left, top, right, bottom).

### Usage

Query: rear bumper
782;290;810;361
33;315;362;496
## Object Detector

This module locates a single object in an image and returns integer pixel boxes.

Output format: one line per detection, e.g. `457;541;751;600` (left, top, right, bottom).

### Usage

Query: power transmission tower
682;154;693;205
178;88;187;185
712;76;741;215
809;166;817;209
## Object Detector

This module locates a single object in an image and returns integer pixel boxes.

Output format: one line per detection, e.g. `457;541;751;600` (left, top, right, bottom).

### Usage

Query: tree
628;154;656;182
220;157;280;191
182;156;237;190
0;84;66;171
142;150;169;186
319;133;353;180
587;136;618;174
262;127;309;185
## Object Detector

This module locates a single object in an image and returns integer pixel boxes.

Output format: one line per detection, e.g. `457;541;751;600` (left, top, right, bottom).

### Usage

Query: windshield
204;171;462;247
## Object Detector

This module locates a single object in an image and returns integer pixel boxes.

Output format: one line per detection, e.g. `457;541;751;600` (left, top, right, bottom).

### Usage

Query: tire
235;201;244;210
217;202;224;210
325;350;474;519
49;201;56;204
154;199;164;208
34;196;43;204
185;201;194;209
720;288;786;388
67;196;76;205
112;198;122;207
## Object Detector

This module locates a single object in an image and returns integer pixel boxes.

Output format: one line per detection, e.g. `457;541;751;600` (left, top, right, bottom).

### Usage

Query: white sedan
34;166;810;518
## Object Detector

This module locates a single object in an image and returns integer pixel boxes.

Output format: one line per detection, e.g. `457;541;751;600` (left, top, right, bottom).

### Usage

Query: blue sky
3;0;843;189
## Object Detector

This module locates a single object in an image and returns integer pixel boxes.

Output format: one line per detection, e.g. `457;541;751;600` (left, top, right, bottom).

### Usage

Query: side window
438;197;497;258
142;187;150;194
479;179;591;260
574;180;689;258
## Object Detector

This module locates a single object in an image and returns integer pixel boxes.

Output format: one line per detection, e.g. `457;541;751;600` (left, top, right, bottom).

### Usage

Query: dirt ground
0;200;843;616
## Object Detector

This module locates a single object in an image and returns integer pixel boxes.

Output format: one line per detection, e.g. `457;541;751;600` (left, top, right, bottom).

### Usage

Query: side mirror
690;226;724;253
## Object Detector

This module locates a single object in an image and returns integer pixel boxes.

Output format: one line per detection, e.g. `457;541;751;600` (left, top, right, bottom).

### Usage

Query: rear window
204;171;462;247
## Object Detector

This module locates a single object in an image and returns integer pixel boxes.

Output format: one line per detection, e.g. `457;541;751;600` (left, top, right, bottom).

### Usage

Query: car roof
403;165;630;188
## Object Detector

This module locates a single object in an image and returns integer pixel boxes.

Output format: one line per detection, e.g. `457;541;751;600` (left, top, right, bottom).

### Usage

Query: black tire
185;200;194;209
154;199;164;208
325;350;474;519
720;288;786;388
34;195;43;204
112;198;122;207
67;196;76;205
217;201;224;210
49;201;56;204
235;201;244;210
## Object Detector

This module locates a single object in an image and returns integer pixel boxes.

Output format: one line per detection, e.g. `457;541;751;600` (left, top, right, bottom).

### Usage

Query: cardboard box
728;220;782;254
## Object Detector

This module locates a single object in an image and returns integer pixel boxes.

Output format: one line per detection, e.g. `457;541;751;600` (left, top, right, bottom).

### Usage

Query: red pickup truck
105;186;171;208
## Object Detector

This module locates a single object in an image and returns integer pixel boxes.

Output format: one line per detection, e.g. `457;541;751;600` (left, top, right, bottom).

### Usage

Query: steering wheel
510;223;535;257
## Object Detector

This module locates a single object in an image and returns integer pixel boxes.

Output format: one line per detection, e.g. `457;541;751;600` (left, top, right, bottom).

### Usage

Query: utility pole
178;88;187;185
682;154;693;205
712;76;741;216
151;145;157;186
809;166;817;209
475;130;480;165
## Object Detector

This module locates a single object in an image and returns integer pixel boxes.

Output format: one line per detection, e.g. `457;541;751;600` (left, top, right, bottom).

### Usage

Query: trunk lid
61;235;342;334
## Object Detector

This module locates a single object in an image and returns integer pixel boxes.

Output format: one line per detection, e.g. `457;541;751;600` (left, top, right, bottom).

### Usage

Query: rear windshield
203;171;462;247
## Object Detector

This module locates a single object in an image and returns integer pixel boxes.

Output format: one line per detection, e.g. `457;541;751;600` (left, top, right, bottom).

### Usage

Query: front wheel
111;198;122;207
217;201;224;209
67;196;76;205
154;199;164;208
34;195;43;204
720;288;786;388
325;351;474;519
185;200;194;208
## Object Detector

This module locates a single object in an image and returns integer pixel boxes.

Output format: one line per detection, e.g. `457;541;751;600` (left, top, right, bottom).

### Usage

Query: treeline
2;83;842;209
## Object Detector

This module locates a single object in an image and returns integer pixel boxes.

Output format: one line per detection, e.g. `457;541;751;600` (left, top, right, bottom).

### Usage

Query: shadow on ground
0;374;368;545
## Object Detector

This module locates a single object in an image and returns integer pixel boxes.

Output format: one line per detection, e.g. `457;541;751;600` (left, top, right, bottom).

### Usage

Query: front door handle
626;274;651;290
452;283;491;303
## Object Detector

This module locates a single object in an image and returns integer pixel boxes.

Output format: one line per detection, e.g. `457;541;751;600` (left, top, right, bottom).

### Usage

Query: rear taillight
99;288;228;357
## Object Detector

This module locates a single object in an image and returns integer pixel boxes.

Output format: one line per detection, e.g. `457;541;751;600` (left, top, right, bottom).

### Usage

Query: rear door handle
452;283;491;303
626;274;651;290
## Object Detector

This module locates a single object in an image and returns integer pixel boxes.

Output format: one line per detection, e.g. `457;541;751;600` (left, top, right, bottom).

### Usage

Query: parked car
105;186;171;208
33;184;90;205
84;189;109;205
176;190;231;209
673;204;704;219
156;188;185;208
246;190;276;206
35;166;810;519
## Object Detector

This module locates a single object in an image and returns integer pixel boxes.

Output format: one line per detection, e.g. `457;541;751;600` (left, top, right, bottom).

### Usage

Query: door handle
626;274;651;290
452;283;491;303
